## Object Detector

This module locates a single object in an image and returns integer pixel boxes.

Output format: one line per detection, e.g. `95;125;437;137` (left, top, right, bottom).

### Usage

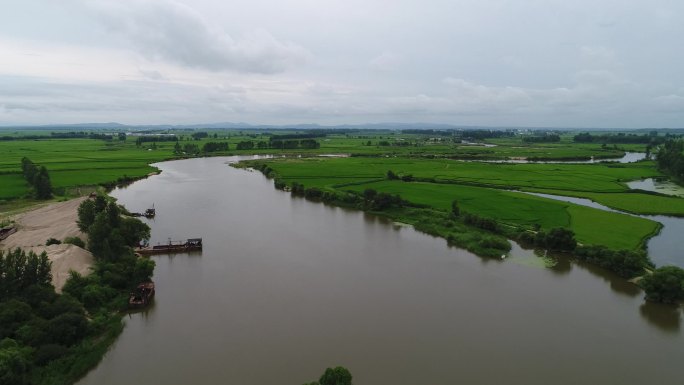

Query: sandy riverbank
0;197;94;291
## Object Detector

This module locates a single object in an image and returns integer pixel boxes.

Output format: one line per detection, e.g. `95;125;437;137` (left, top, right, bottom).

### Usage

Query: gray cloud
1;0;683;127
84;0;309;74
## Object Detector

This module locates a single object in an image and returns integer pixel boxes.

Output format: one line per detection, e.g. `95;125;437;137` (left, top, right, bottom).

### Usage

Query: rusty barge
136;238;202;255
129;281;155;308
130;204;156;219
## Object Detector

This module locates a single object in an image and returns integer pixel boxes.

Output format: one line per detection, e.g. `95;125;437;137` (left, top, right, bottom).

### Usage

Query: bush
537;228;577;251
575;245;652;278
63;237;85;248
33;344;68;366
640;266;684;304
45;238;62;246
304;366;353;385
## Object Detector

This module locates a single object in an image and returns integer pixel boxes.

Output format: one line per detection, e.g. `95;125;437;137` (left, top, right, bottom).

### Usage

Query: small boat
129;281;155;308
144;204;156;218
136;238;202;255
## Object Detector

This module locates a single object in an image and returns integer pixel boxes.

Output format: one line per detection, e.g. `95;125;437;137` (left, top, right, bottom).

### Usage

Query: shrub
640;266;684;304
45;238;61;246
33;344;68;366
63;237;85;248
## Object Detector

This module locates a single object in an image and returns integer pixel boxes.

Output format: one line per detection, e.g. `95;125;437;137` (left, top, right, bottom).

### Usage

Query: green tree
303;366;353;385
33;166;53;199
0;339;31;385
77;199;96;232
319;367;353;385
640;266;684;304
451;200;460;217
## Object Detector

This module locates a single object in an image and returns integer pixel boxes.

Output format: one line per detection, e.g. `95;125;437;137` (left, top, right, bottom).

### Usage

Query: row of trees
201;142;229;153
522;134;560;143
1;132;113;141
21;157;52;199
232;139;321;150
362;188;404;210
573;132;672;144
134;135;178;146
655;139;684;181
0;249;91;384
0;249;52;299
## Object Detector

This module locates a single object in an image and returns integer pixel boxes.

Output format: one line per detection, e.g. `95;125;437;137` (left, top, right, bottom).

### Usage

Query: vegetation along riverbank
1;128;683;384
0;194;153;385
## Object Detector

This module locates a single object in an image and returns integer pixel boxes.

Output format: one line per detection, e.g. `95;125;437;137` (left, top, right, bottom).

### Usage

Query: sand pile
1;197;95;292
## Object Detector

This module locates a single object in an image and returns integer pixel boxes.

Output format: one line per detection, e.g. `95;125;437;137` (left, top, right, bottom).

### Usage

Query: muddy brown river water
78;156;683;385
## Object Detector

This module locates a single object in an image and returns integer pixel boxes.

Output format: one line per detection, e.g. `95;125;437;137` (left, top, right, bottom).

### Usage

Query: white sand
0;197;95;292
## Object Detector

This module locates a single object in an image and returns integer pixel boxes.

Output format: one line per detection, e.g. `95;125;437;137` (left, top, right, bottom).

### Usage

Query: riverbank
0;197;94;291
0;194;154;385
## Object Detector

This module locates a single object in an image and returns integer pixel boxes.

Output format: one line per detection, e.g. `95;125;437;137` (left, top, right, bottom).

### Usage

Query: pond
627;178;684;197
78;156;683;385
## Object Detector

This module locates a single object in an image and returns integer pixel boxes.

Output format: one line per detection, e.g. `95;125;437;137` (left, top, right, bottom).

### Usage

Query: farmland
1;128;679;256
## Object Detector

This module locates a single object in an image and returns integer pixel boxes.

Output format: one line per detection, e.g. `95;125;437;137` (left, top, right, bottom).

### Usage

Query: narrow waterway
79;156;683;385
471;151;647;164
527;192;684;267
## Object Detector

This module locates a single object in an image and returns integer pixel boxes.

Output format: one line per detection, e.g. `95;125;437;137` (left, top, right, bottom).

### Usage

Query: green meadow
2;128;679;254
254;156;681;216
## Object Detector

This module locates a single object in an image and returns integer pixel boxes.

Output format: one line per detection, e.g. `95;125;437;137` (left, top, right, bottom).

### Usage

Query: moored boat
136;238;202;255
129;281;155;308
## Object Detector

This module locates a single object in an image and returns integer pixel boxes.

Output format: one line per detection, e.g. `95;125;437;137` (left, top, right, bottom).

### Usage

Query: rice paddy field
1;128;680;253
242;155;684;251
0;139;167;200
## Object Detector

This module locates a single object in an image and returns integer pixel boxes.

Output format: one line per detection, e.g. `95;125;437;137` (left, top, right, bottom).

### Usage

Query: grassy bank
239;157;666;252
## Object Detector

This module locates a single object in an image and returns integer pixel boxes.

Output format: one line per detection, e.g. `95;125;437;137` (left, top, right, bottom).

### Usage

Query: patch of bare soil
0;197;94;292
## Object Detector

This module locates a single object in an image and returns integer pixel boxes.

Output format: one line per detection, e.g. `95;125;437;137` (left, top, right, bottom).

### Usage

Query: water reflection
627;178;684;197
640;302;682;333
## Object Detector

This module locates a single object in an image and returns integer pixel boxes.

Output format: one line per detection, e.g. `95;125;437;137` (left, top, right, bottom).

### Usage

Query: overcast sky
1;0;683;127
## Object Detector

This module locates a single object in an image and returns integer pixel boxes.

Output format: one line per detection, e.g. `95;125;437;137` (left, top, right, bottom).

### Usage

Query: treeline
378;140;411;147
21;157;52;199
232;139;321;150
522;134;560;143
655;139;684;181
0;132;114;141
459;130;514;140
269;129;355;140
401;129;454;136
135;135;178;145
573;132;675;144
202;142;229;153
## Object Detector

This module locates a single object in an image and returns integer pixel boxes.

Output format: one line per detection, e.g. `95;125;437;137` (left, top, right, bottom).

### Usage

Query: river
78;156;683;385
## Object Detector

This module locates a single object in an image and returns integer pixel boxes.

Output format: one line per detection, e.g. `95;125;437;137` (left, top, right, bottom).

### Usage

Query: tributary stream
78;156;683;385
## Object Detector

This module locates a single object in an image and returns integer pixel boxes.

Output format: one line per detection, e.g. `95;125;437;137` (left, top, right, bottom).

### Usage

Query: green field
288;177;659;250
1;128;678;254
238;153;682;251
251;156;681;216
